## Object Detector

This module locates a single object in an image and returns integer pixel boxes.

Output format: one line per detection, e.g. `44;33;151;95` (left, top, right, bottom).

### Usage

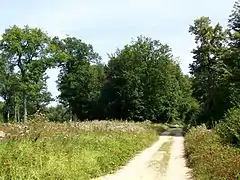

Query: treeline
188;0;240;128
184;2;240;179
0;31;197;123
185;0;240;180
1;0;240;126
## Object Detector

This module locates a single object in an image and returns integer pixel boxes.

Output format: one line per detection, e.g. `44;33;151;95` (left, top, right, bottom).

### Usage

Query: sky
0;0;235;105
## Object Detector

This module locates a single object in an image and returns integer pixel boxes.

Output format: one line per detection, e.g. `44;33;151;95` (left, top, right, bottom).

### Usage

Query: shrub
185;125;240;180
215;107;240;146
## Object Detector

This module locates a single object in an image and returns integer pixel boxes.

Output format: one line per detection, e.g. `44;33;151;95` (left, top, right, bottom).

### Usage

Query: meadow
0;117;167;180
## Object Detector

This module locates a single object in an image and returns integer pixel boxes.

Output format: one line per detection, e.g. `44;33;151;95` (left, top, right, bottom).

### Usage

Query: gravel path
163;130;192;180
94;129;191;180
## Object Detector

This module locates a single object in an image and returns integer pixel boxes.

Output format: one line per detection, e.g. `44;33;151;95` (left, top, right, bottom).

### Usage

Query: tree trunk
14;104;17;122
17;105;20;122
7;110;9;122
14;96;17;122
69;108;73;122
23;93;27;122
7;111;10;122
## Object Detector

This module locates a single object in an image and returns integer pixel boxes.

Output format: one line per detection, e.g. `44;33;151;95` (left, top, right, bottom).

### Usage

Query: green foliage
189;17;230;127
0;54;20;122
0;25;53;122
45;105;71;122
100;36;196;123
188;1;240;129
51;35;196;123
215;107;240;146
185;5;240;178
185;125;240;180
227;0;240;107
52;36;105;120
0;121;166;179
229;0;240;34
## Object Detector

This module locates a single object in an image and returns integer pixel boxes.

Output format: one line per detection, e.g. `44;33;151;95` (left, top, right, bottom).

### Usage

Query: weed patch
184;125;240;180
0;120;167;179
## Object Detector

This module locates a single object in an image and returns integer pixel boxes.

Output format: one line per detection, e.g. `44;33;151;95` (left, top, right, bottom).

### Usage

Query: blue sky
0;0;235;105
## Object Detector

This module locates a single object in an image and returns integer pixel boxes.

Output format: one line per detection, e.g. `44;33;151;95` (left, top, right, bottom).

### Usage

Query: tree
227;0;240;107
52;36;104;120
101;36;195;123
0;25;53;122
189;17;230;126
0;55;20;122
27;77;53;115
45;105;71;122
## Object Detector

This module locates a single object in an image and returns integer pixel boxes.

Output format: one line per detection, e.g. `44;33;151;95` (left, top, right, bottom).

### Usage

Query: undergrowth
215;107;240;147
184;125;240;180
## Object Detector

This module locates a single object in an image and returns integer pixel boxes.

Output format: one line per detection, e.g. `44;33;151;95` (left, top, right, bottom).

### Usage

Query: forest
0;31;196;124
0;0;240;179
0;1;238;127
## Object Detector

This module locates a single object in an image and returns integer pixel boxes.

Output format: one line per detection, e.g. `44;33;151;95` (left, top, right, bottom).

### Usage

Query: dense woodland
0;1;240;130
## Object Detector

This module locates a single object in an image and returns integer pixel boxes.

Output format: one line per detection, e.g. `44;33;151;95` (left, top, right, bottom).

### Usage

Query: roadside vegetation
0;118;168;179
185;125;240;180
184;1;240;179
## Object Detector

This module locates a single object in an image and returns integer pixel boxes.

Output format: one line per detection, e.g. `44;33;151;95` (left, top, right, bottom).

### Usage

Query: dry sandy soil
93;129;191;180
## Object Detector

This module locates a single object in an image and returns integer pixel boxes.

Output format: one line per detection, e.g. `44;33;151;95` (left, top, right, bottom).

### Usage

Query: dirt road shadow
160;129;183;137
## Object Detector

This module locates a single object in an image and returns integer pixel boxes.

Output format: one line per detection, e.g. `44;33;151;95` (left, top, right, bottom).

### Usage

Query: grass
158;138;173;174
184;125;240;180
150;137;173;175
0;119;167;180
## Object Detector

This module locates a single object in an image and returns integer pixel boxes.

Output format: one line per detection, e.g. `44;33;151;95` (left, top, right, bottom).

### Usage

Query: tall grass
184;125;240;180
0;119;167;179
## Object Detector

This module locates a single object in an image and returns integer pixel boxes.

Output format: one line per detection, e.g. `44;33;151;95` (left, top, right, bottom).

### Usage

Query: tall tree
0;25;52;122
52;36;103;120
189;17;229;126
0;55;20;122
227;0;240;106
101;36;195;122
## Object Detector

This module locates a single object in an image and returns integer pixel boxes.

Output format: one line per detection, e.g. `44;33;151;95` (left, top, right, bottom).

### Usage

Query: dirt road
94;129;191;180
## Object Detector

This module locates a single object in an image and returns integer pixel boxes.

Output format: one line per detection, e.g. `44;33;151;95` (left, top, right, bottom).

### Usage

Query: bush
185;125;240;180
45;105;71;122
215;107;240;146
